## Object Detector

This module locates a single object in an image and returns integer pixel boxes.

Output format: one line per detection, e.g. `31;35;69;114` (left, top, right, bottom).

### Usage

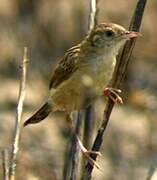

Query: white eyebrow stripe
113;24;126;31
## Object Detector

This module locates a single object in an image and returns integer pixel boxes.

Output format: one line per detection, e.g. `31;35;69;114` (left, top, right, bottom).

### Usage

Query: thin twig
70;112;83;180
63;141;71;180
88;0;99;31
63;0;98;177
83;107;95;150
2;148;9;180
63;112;83;180
82;107;95;166
82;0;147;179
9;47;28;180
81;0;99;174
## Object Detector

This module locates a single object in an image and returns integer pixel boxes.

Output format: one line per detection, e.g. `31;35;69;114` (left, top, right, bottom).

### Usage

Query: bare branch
82;0;148;179
63;141;71;180
9;47;29;180
63;112;83;180
81;0;99;175
88;0;99;31
82;107;95;160
70;112;83;180
64;1;99;179
2;148;9;180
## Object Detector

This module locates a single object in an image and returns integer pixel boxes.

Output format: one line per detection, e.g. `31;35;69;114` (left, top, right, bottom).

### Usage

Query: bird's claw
103;87;123;104
85;150;101;156
76;136;101;170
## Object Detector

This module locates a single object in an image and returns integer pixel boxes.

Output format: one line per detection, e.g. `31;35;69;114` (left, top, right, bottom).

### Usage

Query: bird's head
86;23;140;56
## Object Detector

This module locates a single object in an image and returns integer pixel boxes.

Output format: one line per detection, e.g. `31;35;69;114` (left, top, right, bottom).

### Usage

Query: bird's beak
123;31;141;39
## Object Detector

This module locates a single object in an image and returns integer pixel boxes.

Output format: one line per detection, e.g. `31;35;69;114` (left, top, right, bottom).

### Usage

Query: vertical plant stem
63;141;71;180
82;106;95;155
82;0;147;179
63;112;83;180
81;0;99;173
81;107;95;177
64;1;99;176
70;112;83;180
9;47;28;180
84;0;99;146
2;148;9;180
88;0;99;31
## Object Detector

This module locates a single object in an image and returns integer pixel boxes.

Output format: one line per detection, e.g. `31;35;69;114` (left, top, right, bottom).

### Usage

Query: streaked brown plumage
24;23;139;126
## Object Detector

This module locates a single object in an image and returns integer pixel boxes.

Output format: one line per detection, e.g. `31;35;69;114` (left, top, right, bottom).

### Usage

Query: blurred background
0;0;157;179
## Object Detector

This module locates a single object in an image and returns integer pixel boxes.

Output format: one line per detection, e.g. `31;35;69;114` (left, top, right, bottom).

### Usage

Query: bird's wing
49;44;81;89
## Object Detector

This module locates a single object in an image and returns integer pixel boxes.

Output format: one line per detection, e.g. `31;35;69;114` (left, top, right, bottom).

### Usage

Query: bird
24;22;140;168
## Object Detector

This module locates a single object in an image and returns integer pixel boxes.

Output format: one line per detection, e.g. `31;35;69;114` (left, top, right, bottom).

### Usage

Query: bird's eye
105;30;115;38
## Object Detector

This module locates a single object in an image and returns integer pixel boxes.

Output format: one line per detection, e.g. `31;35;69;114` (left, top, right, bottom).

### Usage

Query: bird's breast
50;55;116;112
83;55;116;95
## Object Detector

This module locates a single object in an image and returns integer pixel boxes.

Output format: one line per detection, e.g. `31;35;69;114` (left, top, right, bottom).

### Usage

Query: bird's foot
66;114;101;169
103;87;123;104
76;136;101;170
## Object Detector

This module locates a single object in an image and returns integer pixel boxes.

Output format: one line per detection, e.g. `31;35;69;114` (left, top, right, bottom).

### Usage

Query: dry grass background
0;0;157;179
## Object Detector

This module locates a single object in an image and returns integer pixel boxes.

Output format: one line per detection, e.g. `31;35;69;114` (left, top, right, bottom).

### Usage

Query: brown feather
23;103;51;126
49;44;81;89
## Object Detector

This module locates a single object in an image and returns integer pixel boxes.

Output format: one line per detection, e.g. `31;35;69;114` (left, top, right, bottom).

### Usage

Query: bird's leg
76;136;101;169
65;113;101;169
65;113;74;130
103;87;123;104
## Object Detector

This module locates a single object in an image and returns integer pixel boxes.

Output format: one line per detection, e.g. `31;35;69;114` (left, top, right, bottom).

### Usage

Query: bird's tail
23;102;52;127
